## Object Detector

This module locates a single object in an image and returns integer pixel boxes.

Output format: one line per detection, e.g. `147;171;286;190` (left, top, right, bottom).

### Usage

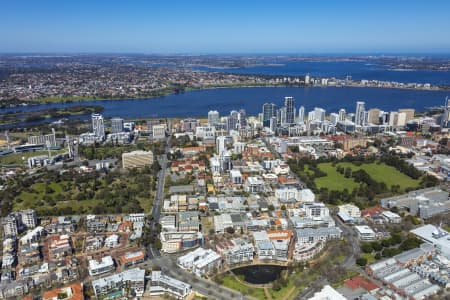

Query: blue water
1;87;448;128
194;61;450;85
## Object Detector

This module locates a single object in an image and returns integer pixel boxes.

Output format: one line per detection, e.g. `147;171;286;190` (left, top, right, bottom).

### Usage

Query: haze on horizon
1;0;450;54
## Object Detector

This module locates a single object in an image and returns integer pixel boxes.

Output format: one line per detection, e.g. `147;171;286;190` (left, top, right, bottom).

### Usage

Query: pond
232;265;286;284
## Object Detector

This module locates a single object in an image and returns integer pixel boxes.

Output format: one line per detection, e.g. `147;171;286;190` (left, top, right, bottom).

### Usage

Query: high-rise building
227;111;239;131
329;113;339;125
338;109;346;122
304;74;310;85
367;109;381;125
441;97;450;128
238;109;247;128
284;96;295;124
111;117;124;134
216;136;227;155
262;103;276;127
308;107;326;122
2;215;18;237
355;101;366;126
92;114;105;140
399;109;415;123
20;209;37;229
208;110;220;125
298;106;305;122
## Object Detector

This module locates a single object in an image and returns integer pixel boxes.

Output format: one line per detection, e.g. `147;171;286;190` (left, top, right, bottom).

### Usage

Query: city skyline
1;0;450;53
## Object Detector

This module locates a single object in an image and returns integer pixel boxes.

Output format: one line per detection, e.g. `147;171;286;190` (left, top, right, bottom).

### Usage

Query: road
151;255;251;300
147;137;170;258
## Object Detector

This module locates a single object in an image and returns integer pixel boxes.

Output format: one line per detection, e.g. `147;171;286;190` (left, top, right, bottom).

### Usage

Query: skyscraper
442;97;450;128
92;113;105;140
111;117;124;134
238;109;247;128
298;106;305;122
338;109;346;122
367;109;381;125
262;103;276;127
208;110;220;125
284;96;295;124
227;110;239;131
355;101;366;126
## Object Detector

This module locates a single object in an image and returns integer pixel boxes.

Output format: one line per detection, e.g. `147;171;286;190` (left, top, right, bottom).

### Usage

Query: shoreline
1;83;448;108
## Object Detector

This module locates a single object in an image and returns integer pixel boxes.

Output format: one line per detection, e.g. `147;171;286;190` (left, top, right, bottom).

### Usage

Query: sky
1;0;450;54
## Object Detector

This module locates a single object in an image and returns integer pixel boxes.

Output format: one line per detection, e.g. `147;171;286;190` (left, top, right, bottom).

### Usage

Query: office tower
298;106;305;122
111;117;124;134
284;96;295;124
92;113;105;140
238;109;247;128
399;109;415;123
308;107;326;122
338;108;346;122
270;117;277;133
227;110;239;131
367;109;381;125
216;136;227;155
355;101;366;126
330;113;339;125
396;112;407;127
442;97;450;128
262;103;276;127
208;110;220;125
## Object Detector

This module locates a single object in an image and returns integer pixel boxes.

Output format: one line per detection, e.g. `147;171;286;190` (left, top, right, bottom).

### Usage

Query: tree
225;227;235;234
361;243;373;253
356;257;368;266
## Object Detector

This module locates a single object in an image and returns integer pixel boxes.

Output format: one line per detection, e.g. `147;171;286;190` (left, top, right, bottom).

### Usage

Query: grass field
221;274;266;299
314;162;421;192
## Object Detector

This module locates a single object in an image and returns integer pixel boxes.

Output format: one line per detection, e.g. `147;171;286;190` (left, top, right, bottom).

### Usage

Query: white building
104;234;120;248
177;248;222;277
216;238;254;265
338;204;361;218
92;113;105;140
230;169;243;184
88;256;115;276
208;110;220;125
308;285;346;300
92;268;145;298
354;225;376;241
150;271;192;299
245;176;265;193
152;124;166;140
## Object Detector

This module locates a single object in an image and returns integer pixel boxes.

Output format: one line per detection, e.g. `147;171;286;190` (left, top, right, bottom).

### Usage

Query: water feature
232;265;286;284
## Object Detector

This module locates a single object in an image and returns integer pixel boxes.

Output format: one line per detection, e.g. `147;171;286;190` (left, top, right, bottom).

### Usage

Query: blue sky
1;0;450;53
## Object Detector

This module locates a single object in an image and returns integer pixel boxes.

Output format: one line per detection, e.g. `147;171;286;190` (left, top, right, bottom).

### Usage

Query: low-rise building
92;268;145;298
42;282;83;300
119;250;145;268
122;150;154;169
160;231;203;253
354;225;377;241
88;256;115;276
216;238;254;265
150;271;192;299
177;248;222;277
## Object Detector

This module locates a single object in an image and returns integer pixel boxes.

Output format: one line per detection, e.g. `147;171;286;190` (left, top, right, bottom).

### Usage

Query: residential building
152;124;166;140
92;268;145;298
92;113;105;140
355;225;377;241
42;282;83;300
111;117;124;133
177;248;222;277
150;271;192;299
338;204;361;218
88;256;115;276
119;250;145;268
216;238;254;265
104;234;120;248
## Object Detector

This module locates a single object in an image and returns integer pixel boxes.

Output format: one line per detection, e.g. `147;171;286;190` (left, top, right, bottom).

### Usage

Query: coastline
2;83;448;108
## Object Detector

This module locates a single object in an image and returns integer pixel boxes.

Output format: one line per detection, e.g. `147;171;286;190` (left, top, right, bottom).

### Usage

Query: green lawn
361;253;376;264
221;274;266;300
315;162;420;192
